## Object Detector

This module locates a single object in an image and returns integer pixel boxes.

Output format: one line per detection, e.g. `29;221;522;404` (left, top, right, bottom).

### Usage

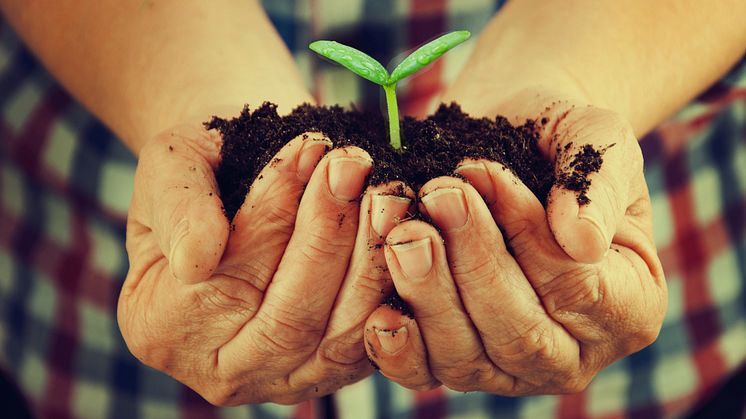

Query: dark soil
206;102;609;318
381;290;414;319
207;102;607;221
555;142;612;205
208;102;592;221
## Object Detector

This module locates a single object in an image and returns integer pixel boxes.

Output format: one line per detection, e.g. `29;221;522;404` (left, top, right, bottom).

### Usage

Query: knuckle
538;266;604;317
487;322;562;370
201;383;242;407
637;326;661;348
199;381;274;407
217;259;274;292
155;195;191;236
256;203;298;232
253;307;324;355
126;334;173;373
450;255;497;289
296;223;354;264
502;217;535;244
505;378;540;397
436;365;498;393
382;367;442;391
191;282;255;326
118;304;173;373
318;336;368;367
350;268;390;299
299;239;347;265
120;325;156;366
432;353;496;392
624;324;661;354
413;303;453;323
559;375;592;394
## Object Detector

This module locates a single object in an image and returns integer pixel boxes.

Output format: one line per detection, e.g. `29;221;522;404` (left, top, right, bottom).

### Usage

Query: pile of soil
207;102;604;221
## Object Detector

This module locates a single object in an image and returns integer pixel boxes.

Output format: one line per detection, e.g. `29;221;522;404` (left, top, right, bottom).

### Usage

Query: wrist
123;78;314;156
442;61;604;125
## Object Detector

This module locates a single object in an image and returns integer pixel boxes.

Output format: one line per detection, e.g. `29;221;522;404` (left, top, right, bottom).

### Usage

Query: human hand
117;123;413;405
362;92;668;394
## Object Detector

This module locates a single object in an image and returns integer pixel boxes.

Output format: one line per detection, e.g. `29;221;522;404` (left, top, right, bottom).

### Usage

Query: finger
240;147;373;360
135;125;229;283
455;160;568;277
418;176;579;389
541;106;641;263
385;220;514;392
364;302;439;391
288;182;415;392
315;182;415;365
215;132;331;292
458;159;666;373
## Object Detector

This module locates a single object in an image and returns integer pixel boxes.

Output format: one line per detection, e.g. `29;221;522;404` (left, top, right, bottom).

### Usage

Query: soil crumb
207;102;603;220
381;290;414;319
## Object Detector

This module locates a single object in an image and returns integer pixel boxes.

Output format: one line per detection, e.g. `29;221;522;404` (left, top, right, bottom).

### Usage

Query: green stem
383;83;401;151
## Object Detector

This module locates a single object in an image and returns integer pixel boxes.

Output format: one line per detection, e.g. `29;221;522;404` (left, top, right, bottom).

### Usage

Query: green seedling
310;30;471;151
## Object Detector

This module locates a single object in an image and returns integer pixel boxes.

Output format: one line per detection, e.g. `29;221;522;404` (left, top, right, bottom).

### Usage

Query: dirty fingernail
297;136;332;181
421;188;468;231
455;162;496;204
371;194;411;237
328;156;373;201
375;326;408;355
390;238;433;278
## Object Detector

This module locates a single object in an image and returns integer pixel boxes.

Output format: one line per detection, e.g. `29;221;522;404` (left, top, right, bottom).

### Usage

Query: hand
362;91;668;394
117;123;413;405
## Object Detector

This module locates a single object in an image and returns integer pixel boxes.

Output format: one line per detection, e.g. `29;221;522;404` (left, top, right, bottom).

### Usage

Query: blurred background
1;1;745;418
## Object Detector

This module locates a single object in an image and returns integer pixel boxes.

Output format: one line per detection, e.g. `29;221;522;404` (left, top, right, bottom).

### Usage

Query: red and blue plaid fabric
1;1;745;418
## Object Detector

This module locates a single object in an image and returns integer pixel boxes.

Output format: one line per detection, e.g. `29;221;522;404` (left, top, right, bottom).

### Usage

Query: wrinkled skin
118;125;416;405
363;89;668;394
119;87;667;404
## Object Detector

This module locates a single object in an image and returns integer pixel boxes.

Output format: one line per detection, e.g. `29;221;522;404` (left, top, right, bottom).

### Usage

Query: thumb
137;125;229;283
164;194;228;283
544;107;639;263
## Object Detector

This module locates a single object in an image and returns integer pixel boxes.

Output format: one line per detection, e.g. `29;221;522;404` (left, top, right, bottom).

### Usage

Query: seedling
310;30;471;151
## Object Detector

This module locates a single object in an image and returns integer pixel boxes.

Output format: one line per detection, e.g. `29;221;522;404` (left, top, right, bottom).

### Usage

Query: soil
207;102;612;220
206;102;609;317
381;290;414;319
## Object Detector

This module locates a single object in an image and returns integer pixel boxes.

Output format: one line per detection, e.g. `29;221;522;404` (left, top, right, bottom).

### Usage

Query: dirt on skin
206;102;609;316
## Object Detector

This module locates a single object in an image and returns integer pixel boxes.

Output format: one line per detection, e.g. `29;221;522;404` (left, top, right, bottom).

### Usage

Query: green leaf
309;40;389;86
389;30;471;84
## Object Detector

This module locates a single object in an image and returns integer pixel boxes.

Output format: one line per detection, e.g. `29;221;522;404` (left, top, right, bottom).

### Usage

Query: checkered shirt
1;1;745;418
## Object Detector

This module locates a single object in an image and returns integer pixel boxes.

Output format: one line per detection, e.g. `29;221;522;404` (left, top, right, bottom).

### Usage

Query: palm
118;124;411;404
362;90;668;394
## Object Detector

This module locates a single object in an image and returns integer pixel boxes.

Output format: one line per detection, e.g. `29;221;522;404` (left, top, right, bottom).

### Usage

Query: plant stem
383;83;401;151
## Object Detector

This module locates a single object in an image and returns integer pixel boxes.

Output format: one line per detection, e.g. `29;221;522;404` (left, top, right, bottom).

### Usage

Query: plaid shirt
1;1;745;418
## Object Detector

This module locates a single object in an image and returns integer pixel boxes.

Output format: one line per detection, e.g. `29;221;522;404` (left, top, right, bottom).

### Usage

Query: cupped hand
363;97;668;394
117;123;414;405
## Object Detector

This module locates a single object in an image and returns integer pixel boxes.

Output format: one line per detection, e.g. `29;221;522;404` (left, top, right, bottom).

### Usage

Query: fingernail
421;188;468;231
328;156;373;201
375;326;408;355
578;204;610;247
297;136;332;181
169;218;190;276
371;194;411;237
455;162;496;204
390;238;433;278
